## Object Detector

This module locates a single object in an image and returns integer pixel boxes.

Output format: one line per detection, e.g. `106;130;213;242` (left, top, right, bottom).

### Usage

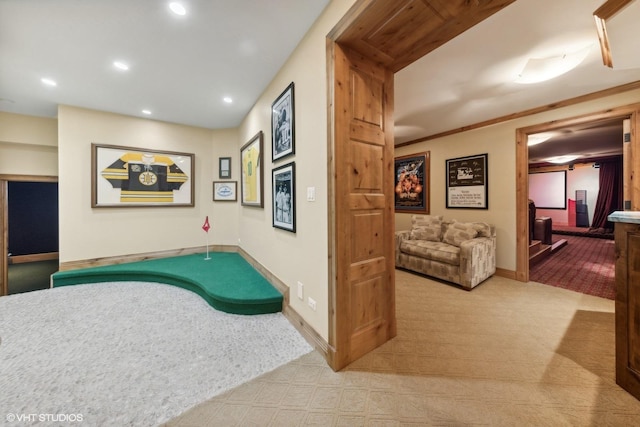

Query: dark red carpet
530;234;615;300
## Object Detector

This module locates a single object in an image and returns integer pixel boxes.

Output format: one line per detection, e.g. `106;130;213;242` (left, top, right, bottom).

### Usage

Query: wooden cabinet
610;212;640;400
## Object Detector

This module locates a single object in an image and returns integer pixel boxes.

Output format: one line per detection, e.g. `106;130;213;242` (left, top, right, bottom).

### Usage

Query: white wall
236;0;357;341
395;88;640;273
0;112;58;176
57;105;239;263
534;165;600;226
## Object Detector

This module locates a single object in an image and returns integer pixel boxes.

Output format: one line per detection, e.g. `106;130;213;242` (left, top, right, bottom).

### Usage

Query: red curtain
591;157;623;230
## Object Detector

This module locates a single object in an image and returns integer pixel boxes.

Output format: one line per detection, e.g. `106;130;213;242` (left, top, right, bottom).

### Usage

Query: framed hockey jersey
92;143;194;207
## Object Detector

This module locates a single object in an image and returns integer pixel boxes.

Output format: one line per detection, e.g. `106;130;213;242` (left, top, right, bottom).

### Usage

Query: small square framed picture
219;157;231;179
213;181;237;201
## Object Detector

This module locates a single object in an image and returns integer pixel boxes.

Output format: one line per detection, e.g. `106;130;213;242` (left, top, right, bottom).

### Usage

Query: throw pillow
470;222;491;237
410;215;443;242
443;222;479;246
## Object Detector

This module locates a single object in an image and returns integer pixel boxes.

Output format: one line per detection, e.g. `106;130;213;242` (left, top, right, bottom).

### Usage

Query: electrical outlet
308;297;317;311
297;281;304;300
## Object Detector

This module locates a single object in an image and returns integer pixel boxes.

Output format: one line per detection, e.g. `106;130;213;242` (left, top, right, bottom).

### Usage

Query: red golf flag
202;216;210;233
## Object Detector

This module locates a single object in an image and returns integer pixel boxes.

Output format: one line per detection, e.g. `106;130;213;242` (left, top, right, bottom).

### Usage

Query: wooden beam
397;80;640;147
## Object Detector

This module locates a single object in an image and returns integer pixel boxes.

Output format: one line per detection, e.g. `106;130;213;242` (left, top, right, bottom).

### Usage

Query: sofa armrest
459;236;496;289
394;231;411;263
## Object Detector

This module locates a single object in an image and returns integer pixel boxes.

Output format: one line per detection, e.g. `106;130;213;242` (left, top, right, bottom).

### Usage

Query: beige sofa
395;214;496;290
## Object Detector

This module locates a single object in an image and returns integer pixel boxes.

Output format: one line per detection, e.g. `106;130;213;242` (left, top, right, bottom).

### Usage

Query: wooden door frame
515;104;640;281
0;174;58;296
325;0;520;370
326;0;391;371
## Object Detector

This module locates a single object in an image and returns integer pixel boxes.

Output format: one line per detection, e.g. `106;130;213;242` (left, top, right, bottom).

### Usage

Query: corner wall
58;105;239;263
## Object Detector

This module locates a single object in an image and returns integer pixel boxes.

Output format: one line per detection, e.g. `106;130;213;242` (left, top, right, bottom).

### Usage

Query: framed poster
240;131;264;207
394;152;430;213
213;181;237;201
272;162;295;232
271;82;295;162
91;143;194;208
446;153;488;209
219;157;231;179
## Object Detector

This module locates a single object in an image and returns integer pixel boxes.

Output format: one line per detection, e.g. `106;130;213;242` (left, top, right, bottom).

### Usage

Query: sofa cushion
470;222;492;237
443;222;479;247
410;215;443;242
400;240;460;266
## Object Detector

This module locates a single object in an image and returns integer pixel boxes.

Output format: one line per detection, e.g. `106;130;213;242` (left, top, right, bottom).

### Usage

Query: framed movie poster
394;152;430;213
91;143;194;208
213;181;237;201
272;162;295;232
446;153;488;209
271;82;295;162
240;131;264;207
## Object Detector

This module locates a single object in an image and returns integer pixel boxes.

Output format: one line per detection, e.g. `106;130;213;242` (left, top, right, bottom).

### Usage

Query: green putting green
51;252;283;315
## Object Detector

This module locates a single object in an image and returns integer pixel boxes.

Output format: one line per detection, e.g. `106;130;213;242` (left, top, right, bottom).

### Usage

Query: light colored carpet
168;271;640;426
0;282;312;426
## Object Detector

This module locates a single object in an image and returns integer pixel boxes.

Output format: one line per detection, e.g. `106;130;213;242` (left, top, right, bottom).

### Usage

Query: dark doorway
7;181;59;294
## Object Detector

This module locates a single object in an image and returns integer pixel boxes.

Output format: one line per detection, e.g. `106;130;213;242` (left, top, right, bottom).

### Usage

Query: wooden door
330;43;396;370
615;221;640;400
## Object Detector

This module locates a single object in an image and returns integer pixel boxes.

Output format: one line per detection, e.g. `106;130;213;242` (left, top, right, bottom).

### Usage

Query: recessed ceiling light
142;109;152;115
169;2;186;16
113;61;129;71
223;97;233;104
41;78;57;87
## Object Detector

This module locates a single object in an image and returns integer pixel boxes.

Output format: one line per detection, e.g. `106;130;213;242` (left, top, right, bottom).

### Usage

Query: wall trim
0;174;58;182
9;252;58;264
397;80;640;148
282;304;330;360
58;245;237;271
236;247;289;304
494;267;517;280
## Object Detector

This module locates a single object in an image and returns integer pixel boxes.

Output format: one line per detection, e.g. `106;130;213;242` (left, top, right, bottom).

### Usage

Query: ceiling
1;0;639;164
0;0;332;129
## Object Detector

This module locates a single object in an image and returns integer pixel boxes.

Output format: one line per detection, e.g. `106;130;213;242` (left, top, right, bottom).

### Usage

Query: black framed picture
219;157;231;179
394;152;430;213
240;131;264;207
271;82;295;162
272;161;295;232
446;153;488;209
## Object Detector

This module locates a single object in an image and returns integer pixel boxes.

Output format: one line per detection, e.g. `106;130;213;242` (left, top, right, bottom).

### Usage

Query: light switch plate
307;186;316;202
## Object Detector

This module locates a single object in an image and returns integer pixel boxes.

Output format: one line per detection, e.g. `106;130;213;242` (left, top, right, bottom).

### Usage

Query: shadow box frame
91;143;194;208
240;131;264;207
